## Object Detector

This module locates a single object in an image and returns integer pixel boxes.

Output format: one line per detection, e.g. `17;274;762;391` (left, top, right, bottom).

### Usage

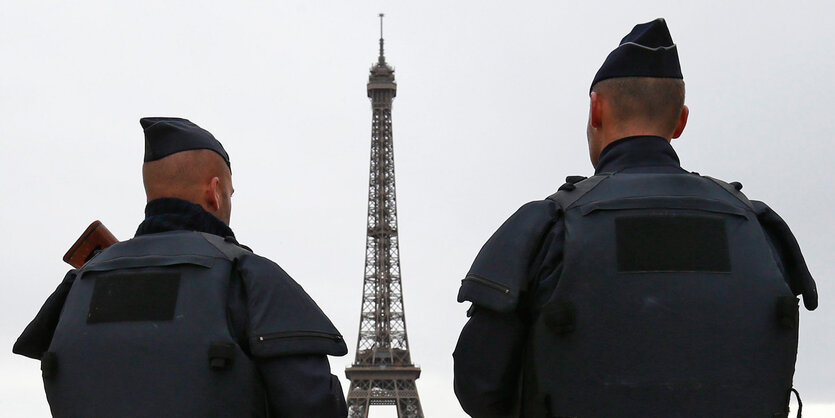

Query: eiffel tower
345;14;424;418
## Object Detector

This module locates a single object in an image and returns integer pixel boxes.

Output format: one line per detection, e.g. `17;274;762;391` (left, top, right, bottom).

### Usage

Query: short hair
592;77;685;134
142;149;230;202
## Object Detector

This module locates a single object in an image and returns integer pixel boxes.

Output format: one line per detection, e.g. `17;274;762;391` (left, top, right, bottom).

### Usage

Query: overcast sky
2;1;833;417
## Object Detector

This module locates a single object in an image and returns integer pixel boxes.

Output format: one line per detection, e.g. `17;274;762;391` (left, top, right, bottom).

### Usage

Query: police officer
454;19;818;417
14;118;349;417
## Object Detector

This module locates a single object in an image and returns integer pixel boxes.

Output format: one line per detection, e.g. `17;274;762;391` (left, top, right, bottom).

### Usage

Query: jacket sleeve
236;253;348;417
237;253;348;358
453;200;560;416
752;200;818;310
457;200;559;313
454;307;528;418
13;270;77;360
257;355;348;418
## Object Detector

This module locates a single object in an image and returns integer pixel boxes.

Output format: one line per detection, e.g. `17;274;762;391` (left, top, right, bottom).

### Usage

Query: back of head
592;77;685;135
586;18;689;165
140;117;234;224
142;149;230;203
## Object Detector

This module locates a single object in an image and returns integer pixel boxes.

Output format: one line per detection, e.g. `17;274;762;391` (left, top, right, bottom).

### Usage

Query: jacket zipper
462;274;511;295
257;331;343;343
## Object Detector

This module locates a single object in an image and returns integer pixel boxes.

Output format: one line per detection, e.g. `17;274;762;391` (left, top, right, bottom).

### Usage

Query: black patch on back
87;271;180;323
616;215;730;272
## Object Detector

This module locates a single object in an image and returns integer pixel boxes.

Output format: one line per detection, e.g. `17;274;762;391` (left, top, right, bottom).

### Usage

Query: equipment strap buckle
208;341;235;370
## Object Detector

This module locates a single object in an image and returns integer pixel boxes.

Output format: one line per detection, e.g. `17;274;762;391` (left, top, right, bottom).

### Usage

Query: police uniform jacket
14;198;349;417
453;136;818;417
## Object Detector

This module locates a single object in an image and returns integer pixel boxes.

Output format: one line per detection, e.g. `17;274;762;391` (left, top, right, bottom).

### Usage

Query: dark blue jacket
14;198;349;417
453;136;817;417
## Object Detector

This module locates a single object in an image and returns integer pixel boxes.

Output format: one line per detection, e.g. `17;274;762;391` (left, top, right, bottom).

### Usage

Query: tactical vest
43;231;265;418
525;173;799;417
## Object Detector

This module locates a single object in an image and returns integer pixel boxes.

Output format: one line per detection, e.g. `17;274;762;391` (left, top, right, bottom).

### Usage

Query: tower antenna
378;13;385;64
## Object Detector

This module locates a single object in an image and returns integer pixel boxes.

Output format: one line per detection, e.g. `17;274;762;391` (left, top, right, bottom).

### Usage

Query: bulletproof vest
42;231;265;418
526;173;799;417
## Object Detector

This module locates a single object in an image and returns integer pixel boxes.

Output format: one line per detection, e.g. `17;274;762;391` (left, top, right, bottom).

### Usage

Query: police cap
141;117;230;169
591;18;683;91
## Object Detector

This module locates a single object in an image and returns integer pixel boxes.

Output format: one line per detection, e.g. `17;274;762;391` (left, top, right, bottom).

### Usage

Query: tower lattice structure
345;15;424;418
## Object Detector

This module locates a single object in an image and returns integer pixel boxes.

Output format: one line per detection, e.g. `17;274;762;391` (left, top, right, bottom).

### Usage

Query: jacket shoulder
237;253;348;358
13;270;78;360
458;200;560;313
751;200;818;310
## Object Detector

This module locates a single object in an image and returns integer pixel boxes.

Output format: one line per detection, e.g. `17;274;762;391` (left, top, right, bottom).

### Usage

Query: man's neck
595;135;683;174
135;197;234;238
601;127;672;150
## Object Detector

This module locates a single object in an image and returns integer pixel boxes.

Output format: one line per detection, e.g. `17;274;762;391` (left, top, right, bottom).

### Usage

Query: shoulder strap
199;233;252;261
704;176;755;211
546;174;611;210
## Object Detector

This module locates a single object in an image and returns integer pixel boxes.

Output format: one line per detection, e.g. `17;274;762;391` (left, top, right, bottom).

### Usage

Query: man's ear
590;92;603;128
672;105;689;139
207;176;221;211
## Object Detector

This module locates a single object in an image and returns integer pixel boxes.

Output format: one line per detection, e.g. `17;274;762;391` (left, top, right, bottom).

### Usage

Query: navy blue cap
140;117;230;169
591;18;683;91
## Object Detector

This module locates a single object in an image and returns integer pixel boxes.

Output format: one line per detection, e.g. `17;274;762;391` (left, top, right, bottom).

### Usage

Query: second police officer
454;18;818;418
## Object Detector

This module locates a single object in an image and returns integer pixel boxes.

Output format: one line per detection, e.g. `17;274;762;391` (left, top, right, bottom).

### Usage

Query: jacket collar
135;197;234;238
595;136;684;174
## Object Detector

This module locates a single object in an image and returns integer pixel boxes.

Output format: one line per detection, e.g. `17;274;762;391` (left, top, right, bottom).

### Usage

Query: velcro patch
87;271;180;323
616;215;731;272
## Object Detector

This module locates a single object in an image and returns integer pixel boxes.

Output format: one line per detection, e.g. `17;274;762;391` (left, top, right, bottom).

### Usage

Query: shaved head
586;76;689;167
142;149;234;224
592;77;686;135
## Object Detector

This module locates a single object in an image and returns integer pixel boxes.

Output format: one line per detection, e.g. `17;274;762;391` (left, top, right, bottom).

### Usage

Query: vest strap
200;233;251;261
541;301;576;335
704;176;755;211
208;341;235;370
776;296;800;329
791;388;803;418
775;388;803;418
547;174;611;211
